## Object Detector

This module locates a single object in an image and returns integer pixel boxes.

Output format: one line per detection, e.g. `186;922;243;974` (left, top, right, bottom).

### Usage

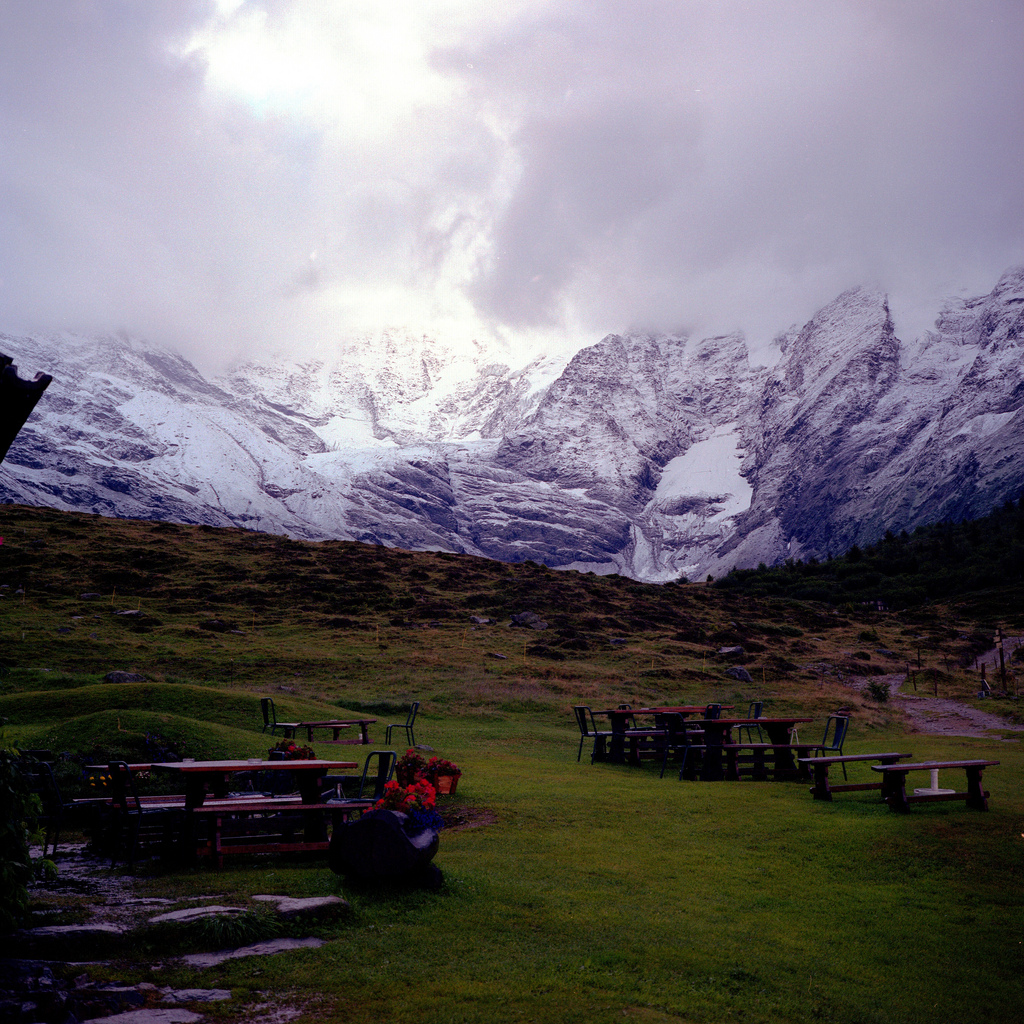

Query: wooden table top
296;718;376;725
150;759;358;772
693;717;813;726
596;706;733;716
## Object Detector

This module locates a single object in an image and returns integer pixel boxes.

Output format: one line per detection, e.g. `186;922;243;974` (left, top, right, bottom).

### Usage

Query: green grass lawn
2;504;1023;1023
113;716;1020;1024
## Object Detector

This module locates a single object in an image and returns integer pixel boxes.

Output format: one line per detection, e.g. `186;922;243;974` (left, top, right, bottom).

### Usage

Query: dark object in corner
329;809;441;889
0;353;52;463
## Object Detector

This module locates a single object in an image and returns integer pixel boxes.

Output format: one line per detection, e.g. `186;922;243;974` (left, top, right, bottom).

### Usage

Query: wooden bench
192;797;375;866
722;743;819;781
798;752;913;800
870;760;999;813
624;728;668;765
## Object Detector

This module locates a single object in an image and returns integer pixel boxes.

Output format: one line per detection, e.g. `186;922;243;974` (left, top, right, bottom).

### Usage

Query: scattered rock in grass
115;609;143;617
718;645;744;655
487;651;508;659
526;644;565;660
199;619;234;632
105;671;146;684
80;592;103;599
469;615;493;625
180;937;325;969
725;666;753;683
251;895;348;922
609;637;627;645
510;611;548;630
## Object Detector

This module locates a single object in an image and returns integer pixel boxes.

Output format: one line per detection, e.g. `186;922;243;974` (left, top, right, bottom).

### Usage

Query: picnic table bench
193;796;375;867
723;741;819;781
871;759;999;813
798;752;913;800
695;718;813;781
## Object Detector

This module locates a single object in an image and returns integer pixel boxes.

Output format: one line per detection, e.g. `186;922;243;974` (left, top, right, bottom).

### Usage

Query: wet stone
180;937;325;969
251;895;348;921
148;906;244;925
158;988;232;1004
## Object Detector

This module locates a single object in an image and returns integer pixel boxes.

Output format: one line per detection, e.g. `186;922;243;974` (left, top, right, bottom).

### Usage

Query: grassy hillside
2;502;1023;1024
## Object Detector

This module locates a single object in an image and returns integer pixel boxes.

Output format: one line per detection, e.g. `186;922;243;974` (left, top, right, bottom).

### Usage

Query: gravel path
891;685;1024;738
887;637;1023;738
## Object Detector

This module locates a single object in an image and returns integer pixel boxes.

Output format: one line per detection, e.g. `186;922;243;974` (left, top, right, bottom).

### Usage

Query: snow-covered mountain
2;268;1023;580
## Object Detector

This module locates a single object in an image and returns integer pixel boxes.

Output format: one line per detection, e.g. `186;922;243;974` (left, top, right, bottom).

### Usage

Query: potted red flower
269;740;317;760
423;756;461;795
395;749;427;786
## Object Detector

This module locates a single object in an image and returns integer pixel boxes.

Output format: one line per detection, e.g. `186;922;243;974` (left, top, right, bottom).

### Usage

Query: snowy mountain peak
3;269;1024;581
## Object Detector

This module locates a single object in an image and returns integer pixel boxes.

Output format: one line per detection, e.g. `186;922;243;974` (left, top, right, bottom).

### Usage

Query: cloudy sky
1;0;1022;369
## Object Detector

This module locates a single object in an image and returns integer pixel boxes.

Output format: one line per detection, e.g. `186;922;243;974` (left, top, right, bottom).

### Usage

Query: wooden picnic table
691;718;814;781
147;759;359;862
286;718;377;744
150;759;358;810
594;707;732;764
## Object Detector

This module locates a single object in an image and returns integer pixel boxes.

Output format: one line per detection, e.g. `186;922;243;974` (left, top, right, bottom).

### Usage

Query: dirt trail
862;636;1024;738
890;683;1023;738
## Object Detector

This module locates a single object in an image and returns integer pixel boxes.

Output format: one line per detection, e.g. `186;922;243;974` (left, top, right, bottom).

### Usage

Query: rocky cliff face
3;267;1023;580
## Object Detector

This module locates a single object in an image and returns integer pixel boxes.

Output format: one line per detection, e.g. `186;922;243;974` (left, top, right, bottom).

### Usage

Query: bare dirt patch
439;805;497;831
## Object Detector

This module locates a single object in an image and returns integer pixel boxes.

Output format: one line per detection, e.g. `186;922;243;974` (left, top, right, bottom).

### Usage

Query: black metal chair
573;706;612;763
704;703;723;720
385;702;420;748
324;750;397;803
737;700;764;743
810;715;851;778
107;761;184;866
617;703;639;730
261;697;301;737
657;714;705;780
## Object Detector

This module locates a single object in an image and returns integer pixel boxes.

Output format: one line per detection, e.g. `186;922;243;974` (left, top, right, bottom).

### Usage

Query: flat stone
159;989;232;1004
27;923;127;937
251;895;348;920
718;645;744;655
148;906;244;925
82;1010;202;1024
180;937;325;969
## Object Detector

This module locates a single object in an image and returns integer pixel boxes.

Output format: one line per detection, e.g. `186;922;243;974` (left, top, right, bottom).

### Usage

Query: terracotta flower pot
434;774;459;795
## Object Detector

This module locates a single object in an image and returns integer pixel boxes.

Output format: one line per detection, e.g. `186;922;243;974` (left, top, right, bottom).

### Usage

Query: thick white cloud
1;0;1022;368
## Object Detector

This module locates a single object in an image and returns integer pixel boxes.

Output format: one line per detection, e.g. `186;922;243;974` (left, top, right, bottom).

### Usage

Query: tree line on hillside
713;497;1024;609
